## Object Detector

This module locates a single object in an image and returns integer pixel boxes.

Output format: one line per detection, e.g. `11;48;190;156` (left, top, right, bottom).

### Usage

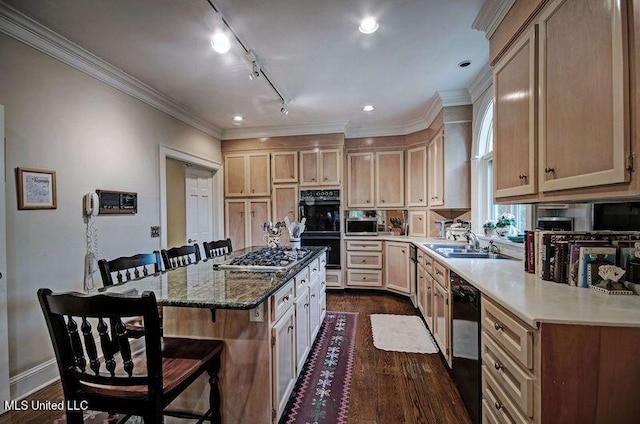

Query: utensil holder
290;238;301;249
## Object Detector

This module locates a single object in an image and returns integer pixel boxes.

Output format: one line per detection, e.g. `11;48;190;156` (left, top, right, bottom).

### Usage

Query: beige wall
0;34;221;382
166;158;186;247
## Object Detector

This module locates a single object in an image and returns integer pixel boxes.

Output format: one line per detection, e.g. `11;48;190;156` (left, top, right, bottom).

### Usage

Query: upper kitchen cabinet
375;151;404;208
224;153;271;197
347;152;375;208
271;151;298;183
300;149;341;186
407;145;427;207
427;119;470;209
538;0;630;193
493;27;537;199
225;199;271;250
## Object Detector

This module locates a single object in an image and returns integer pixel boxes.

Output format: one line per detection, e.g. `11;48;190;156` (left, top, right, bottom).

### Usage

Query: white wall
0;33;221;394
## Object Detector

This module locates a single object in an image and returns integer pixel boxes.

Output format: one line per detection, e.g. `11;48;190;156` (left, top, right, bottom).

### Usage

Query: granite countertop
101;246;328;309
344;234;640;328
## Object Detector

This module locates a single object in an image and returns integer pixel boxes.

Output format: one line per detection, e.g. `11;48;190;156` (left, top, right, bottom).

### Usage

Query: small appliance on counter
536;216;573;231
345;217;378;236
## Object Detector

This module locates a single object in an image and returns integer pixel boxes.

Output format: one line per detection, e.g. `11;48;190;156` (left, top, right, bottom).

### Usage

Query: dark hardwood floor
0;291;470;424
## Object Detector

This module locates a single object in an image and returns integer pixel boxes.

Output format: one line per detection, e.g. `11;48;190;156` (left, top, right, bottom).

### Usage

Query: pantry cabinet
493;27;537;199
384;242;411;294
375;151;404;207
300;149;341;186
407;145;428;207
271;151;298;183
347;152;375;208
225;199;271;250
225;153;271;197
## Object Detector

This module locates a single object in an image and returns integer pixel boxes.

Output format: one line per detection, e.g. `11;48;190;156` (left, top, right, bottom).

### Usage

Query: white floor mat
370;314;438;354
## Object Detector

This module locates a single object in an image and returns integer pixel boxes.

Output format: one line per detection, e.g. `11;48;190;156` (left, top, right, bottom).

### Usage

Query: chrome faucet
486;240;500;254
464;229;480;251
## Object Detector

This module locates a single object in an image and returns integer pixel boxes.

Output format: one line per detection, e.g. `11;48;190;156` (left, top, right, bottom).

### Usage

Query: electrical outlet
249;304;264;322
150;226;160;238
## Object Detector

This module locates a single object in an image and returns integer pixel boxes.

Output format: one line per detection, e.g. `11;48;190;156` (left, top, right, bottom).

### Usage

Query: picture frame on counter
16;167;57;210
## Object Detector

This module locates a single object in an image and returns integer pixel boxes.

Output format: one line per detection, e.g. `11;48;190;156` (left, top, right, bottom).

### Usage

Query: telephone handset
84;192;99;217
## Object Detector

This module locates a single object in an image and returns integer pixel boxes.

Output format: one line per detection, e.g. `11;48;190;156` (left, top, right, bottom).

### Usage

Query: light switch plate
249;304;264;322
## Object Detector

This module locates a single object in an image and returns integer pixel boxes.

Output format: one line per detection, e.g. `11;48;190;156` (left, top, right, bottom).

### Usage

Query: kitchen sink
424;243;473;252
424;243;516;260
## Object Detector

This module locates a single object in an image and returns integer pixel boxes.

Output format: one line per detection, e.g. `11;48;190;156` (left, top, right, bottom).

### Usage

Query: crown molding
221;121;348;140
472;0;516;39
437;89;472;106
345;124;411;139
468;64;493;103
422;95;443;129
0;2;222;139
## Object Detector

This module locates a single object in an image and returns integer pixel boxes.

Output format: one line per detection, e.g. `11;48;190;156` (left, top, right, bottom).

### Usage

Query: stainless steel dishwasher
450;271;481;424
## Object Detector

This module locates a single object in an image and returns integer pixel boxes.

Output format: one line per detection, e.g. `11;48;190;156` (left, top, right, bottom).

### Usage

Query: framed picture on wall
17;167;57;210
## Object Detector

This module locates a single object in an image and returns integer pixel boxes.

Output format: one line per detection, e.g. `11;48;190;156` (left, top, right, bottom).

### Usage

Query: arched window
475;99;528;234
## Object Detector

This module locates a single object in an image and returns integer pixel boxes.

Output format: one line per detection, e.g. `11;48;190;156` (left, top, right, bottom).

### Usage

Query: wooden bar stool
161;244;201;270
38;288;223;423
202;239;233;259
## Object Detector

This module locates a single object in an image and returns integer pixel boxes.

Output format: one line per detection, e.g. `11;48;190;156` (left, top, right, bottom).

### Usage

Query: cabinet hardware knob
494;322;504;331
324;177;328;181
494;362;503;371
419;198;423;202
418;217;422;220
363;277;367;280
518;174;527;180
240;190;244;193
544;167;555;174
311;178;316;181
301;280;306;284
311;294;316;298
361;259;366;263
494;401;503;411
366;200;370;203
283;295;290;302
287;325;294;332
290;175;294;178
304;303;309;307
313;268;317;272
381;199;386;203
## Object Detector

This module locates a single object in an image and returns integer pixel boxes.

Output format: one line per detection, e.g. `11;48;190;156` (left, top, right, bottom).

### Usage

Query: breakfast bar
103;246;329;423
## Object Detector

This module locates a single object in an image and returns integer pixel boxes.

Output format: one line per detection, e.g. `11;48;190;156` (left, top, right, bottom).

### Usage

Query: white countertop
344;235;640;328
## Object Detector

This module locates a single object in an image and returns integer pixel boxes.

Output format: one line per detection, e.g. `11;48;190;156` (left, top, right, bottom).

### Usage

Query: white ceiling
3;0;488;139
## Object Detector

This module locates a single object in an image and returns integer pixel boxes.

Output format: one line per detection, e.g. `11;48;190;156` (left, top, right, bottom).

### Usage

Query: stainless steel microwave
345;218;378;235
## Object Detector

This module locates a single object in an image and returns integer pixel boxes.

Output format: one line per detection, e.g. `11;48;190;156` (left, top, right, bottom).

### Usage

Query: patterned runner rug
280;311;359;424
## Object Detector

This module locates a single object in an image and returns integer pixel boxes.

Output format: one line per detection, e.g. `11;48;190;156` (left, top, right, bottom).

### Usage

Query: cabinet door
538;0;629;192
249;199;270;247
425;272;434;332
272;307;296;420
347;152;375;208
433;281;450;365
248;153;270;196
376;151;405;207
408;211;427;238
428;133;444;207
272;184;298;224
494;28;537;198
271;151;298;183
407;146;427;206
295;288;310;373
320;149;341;185
225;154;247;197
309;279;321;340
384;242;411;294
225;200;246;250
300;151;319;186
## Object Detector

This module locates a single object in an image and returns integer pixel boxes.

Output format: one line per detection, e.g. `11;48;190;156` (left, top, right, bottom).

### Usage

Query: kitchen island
103;246;328;423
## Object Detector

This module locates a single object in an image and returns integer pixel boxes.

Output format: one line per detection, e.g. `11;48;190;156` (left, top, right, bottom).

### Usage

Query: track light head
280;103;289;115
249;61;261;80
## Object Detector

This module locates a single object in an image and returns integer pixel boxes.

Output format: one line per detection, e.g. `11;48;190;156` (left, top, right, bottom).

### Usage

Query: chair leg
207;353;222;424
65;408;83;424
144;406;164;423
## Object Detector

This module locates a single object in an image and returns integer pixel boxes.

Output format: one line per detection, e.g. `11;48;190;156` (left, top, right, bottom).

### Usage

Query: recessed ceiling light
362;105;375;112
458;60;472;68
233;115;243;122
359;17;379;34
211;32;231;54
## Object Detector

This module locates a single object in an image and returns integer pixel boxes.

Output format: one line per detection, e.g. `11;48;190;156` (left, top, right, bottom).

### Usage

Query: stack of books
524;230;640;289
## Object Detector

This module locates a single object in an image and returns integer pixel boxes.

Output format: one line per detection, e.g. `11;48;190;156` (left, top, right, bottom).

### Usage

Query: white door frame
159;145;223;249
0;105;9;413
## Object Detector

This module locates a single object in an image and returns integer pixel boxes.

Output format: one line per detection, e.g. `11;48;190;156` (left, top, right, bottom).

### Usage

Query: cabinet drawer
417;249;424;264
346;240;383;251
482;297;534;369
424;254;434;276
482;366;529;424
346;270;383;287
433;261;447;287
308;258;321;283
271;280;294;322
482;399;503;424
346;251;383;269
294;269;309;297
325;271;342;288
482;332;534;417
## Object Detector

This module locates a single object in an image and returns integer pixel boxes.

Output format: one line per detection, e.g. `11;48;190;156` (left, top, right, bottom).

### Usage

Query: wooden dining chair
202;238;233;259
38;288;223;424
98;251;163;338
161;243;201;270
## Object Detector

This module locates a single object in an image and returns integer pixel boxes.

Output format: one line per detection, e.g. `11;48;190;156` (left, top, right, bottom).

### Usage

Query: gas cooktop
214;247;311;271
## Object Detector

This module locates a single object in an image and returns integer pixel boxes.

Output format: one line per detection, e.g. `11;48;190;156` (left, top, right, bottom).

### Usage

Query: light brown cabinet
407;145;427;207
225;153;271;197
300;149;341;186
433;278;450;366
493;27;537;199
346;152;375;208
408;211;427;238
224;199;271;249
345;239;383;288
272;184;298;224
427;131;444;207
271;151;298;183
375;151;404;207
384;241;411;294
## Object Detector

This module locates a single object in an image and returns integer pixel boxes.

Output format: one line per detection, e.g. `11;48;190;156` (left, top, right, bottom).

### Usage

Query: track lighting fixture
280;103;289;116
249;60;261;81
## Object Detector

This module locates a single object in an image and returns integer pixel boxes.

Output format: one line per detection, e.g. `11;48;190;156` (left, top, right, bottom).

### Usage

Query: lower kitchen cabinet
384;241;411;294
433;279;450;365
346;240;384;288
272;305;296;420
294;286;311;373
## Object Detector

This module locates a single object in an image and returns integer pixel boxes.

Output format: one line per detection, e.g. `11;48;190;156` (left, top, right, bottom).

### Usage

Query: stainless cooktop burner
214;247;311;271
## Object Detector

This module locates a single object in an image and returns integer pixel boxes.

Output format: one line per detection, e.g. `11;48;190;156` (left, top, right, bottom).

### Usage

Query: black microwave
345;218;378;235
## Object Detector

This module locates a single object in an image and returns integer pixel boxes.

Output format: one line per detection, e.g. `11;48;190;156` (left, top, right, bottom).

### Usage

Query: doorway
0;105;9;413
159;146;223;251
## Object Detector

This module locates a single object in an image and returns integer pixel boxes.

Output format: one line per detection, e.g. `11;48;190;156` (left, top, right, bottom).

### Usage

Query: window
475;99;528;234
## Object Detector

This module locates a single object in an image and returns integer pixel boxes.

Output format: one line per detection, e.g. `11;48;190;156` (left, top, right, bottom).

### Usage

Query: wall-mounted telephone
84;192;99;217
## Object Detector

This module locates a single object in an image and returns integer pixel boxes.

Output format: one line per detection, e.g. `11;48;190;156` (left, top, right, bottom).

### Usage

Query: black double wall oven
299;189;341;269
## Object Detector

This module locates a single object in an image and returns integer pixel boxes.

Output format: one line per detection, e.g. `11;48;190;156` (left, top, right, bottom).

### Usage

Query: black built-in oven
299;190;341;269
